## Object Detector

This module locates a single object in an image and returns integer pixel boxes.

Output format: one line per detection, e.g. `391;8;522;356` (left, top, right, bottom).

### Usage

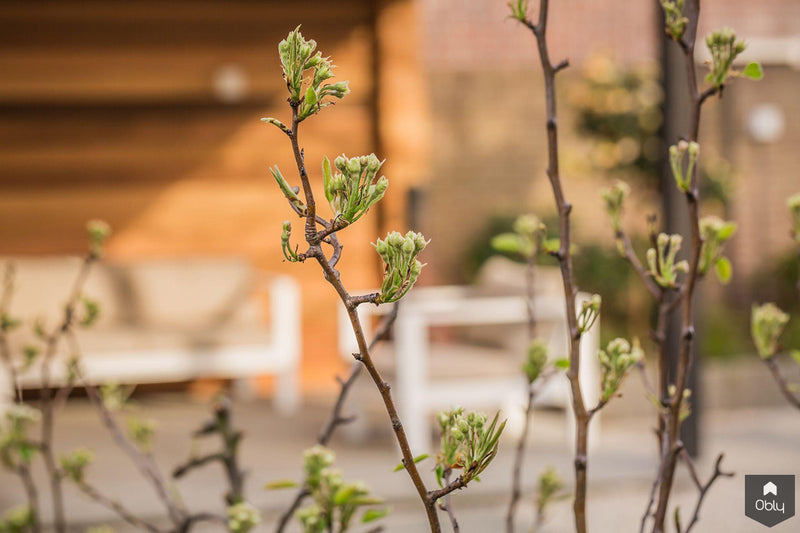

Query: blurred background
0;1;799;531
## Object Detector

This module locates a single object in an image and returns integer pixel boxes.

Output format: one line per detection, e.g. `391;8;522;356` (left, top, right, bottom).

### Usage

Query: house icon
763;482;778;496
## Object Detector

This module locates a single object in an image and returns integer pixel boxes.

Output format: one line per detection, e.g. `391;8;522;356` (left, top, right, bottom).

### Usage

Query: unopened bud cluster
278;26;349;117
373;231;428;303
698;215;737;283
522;340;548;384
577;294;601;334
601;180;630;234
669;140;699;193
86;219;111;258
751;303;789;359
323;154;388;226
435;407;505;487
660;0;688;41
509;0;529;22
646;233;688;288
705;28;747;88
59;448;94;483
227;501;261;533
297;445;386;532
598;338;643;402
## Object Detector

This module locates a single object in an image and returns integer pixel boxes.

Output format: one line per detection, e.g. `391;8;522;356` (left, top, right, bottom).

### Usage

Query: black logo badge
745;475;795;527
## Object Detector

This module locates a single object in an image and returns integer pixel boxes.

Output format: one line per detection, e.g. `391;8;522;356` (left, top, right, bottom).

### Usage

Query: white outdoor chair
338;285;601;453
0;257;302;415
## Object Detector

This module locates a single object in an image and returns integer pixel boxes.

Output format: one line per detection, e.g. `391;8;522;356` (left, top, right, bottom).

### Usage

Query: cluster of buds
373;231;428;303
491;214;547;260
0;506;35;533
280;221;301;263
277;26;349;118
577;294;601;334
128;417;157;453
0;405;40;468
87;219;111;259
322;154;388;226
669;140;699;193
99;383;134;412
295;446;387;533
226;501;261;533
751;303;789;359
508;0;529;22
646;233;688;288
522;340;548;384
705;28;747;87
600;180;630;235
435;407;506;487
788;193;800;242
271;167;307;217
598;338;643;402
660;0;688;41
79;295;101;328
59;448;94;483
535;467;564;519
698;215;737;283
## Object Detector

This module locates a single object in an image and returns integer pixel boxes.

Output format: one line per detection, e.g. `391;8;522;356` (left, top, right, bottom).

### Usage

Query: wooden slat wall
0;1;385;390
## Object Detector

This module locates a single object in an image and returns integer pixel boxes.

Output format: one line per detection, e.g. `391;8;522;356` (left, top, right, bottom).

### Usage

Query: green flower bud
705;27;747;88
374;231;428;303
87;219;111;257
660;0;688;40
598;338;643;402
226;502;260;533
523;340;548;383
278;26;349;114
60;448;94;483
323;154;388;226
698;215;737;282
751;303;790;359
601;180;630;233
647;233;686;288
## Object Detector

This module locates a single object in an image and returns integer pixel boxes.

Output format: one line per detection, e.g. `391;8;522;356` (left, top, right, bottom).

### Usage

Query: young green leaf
715;256;732;284
392;453;429;472
362;508;390;523
554;358;570;370
742;62;763;80
264;479;299;490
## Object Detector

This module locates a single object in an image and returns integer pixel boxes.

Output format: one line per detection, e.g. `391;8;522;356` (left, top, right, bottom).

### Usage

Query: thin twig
763;357;800;410
273;304;399;533
39;253;96;533
172;396;246;505
83;380;186;527
516;2;591;531
681;453;733;533
438;469;460;533
284;99;438;529
74;479;167;533
616;230;661;299
0;263;22;402
651;2;722;530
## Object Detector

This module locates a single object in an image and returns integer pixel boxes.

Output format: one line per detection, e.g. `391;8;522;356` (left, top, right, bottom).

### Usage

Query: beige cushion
1;257;124;328
122;257;260;328
75;325;272;354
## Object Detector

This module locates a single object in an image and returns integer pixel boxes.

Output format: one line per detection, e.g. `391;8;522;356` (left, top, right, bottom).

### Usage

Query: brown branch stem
518;1;589;531
284;115;438;531
273;305;399;533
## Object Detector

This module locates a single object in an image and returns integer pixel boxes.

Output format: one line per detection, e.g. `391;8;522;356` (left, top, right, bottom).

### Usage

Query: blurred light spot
213;64;249;103
747;103;785;144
